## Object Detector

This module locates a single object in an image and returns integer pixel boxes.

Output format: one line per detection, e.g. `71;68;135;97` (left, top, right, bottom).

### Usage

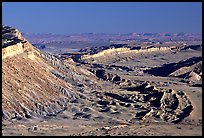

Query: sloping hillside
2;26;98;120
144;56;202;79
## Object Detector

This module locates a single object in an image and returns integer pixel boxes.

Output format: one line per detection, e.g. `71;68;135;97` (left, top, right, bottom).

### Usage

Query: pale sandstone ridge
81;46;170;60
3;43;25;59
2;25;32;59
186;71;201;81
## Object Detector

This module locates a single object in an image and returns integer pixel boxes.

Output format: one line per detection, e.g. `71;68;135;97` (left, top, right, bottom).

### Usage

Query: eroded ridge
2;25;32;59
91;82;193;123
2;74;193;124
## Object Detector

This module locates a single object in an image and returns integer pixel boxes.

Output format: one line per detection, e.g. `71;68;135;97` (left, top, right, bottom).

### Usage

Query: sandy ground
2;118;202;136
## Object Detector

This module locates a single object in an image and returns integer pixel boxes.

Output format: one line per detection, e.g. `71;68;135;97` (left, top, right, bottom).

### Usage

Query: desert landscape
2;25;202;136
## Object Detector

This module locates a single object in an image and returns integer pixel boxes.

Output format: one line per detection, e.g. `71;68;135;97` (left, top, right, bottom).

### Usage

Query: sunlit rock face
2;25;32;59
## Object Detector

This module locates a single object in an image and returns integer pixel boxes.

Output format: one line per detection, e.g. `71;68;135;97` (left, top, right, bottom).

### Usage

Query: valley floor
2;118;202;136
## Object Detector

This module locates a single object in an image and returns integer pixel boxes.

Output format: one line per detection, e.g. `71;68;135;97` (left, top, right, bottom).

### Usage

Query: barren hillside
2;26;202;136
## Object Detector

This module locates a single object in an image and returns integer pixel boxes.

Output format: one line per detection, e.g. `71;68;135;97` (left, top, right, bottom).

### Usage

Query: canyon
2;26;202;136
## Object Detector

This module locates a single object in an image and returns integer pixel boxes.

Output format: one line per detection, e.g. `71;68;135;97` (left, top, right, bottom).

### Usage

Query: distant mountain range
23;32;202;45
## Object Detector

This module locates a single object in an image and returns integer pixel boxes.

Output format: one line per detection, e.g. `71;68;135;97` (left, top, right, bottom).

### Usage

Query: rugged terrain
23;32;202;54
2;26;202;136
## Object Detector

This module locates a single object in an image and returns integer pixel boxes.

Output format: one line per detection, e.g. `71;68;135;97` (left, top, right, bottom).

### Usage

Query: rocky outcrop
2;25;32;59
90;69;122;83
81;46;170;60
81;47;130;60
144;56;202;77
2;43;24;59
185;71;201;81
169;61;202;78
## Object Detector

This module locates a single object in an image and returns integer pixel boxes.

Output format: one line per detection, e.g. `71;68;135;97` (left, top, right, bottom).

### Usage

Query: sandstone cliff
2;25;32;59
81;46;170;60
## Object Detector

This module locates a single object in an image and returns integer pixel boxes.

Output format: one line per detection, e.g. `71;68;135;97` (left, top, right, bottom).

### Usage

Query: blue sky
2;2;202;34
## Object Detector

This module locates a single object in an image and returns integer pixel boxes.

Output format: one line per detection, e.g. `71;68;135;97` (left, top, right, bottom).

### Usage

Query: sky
2;2;202;34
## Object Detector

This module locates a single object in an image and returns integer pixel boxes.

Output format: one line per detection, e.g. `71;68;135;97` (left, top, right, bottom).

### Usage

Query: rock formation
2;25;197;127
81;46;170;61
2;25;32;59
144;56;202;79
